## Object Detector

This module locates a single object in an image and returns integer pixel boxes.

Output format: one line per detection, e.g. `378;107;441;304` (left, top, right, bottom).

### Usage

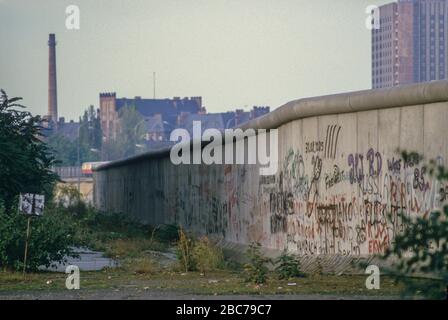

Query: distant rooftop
109;96;202;124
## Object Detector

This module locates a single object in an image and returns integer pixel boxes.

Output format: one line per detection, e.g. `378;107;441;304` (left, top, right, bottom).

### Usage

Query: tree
383;152;448;299
46;133;77;166
46;105;103;166
0;90;58;212
78;105;102;163
103;104;146;160
0;206;79;272
79;105;102;152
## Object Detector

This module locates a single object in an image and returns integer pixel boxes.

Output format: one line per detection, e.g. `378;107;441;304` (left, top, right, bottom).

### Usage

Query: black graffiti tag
306;155;322;217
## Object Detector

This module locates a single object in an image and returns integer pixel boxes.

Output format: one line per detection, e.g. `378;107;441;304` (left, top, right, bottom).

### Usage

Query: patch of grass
0;271;68;291
122;257;157;275
80;211;151;244
192;236;225;273
103;239;142;259
175;231;226;273
3;201;441;299
0;269;442;298
103;238;168;259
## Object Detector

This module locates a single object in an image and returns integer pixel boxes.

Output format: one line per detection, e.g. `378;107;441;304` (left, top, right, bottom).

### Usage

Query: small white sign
19;193;45;216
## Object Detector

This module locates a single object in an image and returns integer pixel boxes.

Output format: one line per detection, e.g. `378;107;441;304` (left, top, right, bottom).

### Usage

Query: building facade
99;93;203;142
99;92;270;145
372;0;448;89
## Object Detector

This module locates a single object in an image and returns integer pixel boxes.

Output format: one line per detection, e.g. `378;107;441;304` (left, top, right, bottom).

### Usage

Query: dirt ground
0;288;401;300
0;268;420;300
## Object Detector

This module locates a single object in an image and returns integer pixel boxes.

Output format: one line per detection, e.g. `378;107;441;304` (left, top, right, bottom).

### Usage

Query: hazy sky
0;0;391;121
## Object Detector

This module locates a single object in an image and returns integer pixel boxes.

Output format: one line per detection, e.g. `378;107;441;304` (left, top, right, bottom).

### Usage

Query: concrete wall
94;81;448;264
56;179;94;204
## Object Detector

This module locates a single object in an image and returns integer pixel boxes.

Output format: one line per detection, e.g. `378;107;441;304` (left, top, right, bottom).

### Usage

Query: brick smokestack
48;34;58;126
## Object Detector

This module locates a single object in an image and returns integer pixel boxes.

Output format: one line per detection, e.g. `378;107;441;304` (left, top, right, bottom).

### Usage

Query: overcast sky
0;0;391;121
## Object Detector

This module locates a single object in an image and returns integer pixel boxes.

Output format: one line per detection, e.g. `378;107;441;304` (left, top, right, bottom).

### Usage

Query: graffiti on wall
95;119;447;258
156;123;446;256
257;125;446;256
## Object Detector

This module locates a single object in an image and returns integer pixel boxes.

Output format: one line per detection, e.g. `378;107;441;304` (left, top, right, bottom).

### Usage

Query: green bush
78;210;150;243
381;151;448;299
55;184;84;211
0;90;58;213
243;242;272;284
0;209;78;272
154;224;180;243
274;249;304;280
384;207;448;299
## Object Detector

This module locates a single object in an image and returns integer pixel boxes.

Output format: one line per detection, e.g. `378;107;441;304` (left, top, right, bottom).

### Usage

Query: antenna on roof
153;72;156;99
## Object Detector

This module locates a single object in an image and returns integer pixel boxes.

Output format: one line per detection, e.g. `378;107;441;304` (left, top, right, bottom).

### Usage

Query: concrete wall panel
94;82;448;264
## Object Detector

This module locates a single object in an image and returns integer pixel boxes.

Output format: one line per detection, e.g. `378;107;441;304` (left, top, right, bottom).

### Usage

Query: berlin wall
94;81;448;265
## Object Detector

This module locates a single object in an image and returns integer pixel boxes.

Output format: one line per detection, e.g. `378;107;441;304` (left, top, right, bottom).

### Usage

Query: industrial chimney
48;34;58;127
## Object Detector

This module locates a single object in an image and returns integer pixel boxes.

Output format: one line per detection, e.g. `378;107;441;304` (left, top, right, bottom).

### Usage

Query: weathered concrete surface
94;81;448;270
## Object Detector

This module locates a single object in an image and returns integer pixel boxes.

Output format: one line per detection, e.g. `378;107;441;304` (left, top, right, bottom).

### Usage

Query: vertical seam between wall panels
398;107;402;153
356;112;358;167
422;104;425;154
377;109;380;192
